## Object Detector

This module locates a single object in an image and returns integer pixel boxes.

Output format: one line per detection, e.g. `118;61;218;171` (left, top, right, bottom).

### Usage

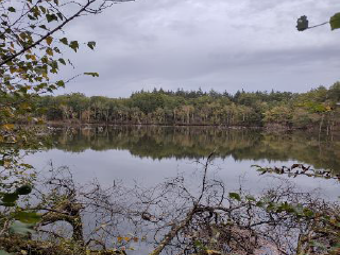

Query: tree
0;0;134;253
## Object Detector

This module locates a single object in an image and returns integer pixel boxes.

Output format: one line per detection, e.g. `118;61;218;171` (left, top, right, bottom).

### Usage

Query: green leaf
256;201;265;208
28;14;36;20
58;58;66;65
56;80;65;87
13;212;41;224
296;15;309;31
39;25;48;30
10;221;35;235
69;41;79;52
56;12;63;20
229;192;241;201
87;41;96;50
39;6;46;14
16;184;32;195
266;202;276;211
330;12;340;30
60;37;68;45
84;72;99;77
8;7;16;12
245;195;256;201
46;14;57;23
2;193;19;203
303;208;315;218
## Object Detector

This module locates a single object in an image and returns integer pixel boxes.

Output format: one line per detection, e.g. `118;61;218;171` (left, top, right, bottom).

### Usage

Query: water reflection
50;126;340;173
22;127;340;255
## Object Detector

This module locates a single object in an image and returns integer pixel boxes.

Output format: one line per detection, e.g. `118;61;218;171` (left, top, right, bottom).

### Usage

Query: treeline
35;82;340;130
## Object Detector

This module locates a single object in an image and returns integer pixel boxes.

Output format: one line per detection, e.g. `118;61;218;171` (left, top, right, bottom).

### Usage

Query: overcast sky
57;0;340;97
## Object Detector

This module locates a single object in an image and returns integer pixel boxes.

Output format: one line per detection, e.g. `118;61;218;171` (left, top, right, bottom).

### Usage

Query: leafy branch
296;12;340;31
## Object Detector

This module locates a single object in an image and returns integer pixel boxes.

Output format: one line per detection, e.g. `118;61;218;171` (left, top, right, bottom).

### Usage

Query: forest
34;83;340;130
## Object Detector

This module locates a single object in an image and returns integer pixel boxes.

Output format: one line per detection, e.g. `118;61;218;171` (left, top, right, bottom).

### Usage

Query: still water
25;126;340;199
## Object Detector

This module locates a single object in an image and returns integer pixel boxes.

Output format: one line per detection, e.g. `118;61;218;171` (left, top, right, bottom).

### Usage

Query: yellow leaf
42;72;49;79
124;237;131;242
45;36;53;46
2;124;15;130
9;135;17;143
206;250;221;255
46;47;53;56
20;102;31;110
10;66;16;74
117;236;123;243
31;55;37;61
4;160;11;168
7;85;15;90
329;218;337;225
19;32;26;40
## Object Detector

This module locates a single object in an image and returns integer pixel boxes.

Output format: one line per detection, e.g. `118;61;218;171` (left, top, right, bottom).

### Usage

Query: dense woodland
35;82;340;130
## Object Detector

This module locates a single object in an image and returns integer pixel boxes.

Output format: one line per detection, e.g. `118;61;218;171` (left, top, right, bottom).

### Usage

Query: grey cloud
55;0;340;97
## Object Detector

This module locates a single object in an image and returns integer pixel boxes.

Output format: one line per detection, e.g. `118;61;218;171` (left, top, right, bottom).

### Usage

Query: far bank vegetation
32;83;340;130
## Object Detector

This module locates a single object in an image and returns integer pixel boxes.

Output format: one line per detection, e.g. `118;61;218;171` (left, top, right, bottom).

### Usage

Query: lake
25;126;340;200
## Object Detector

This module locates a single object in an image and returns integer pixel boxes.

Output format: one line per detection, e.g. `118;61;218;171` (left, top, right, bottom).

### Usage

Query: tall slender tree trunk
319;114;325;140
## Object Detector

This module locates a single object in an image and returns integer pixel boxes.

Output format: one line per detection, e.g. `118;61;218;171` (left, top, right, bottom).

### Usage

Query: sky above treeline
57;0;340;97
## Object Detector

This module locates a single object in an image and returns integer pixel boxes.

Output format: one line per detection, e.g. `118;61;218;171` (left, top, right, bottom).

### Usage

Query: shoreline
40;121;335;133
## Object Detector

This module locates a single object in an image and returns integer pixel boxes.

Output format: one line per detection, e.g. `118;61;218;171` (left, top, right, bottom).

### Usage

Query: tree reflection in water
50;126;340;174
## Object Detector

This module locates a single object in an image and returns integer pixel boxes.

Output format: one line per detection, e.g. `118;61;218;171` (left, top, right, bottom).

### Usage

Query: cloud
55;0;340;97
